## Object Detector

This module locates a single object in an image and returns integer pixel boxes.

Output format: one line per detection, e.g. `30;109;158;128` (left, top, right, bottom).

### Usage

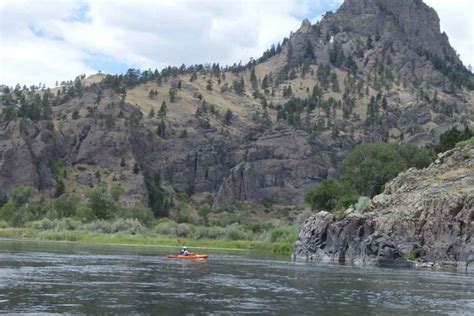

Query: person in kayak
180;246;190;256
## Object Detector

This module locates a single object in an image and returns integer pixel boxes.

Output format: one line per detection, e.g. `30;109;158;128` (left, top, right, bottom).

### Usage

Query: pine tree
261;74;269;90
169;87;177;102
159;101;167;118
206;79;213;91
331;72;340;92
223;109;233;125
367;35;373;50
148;107;155;118
250;67;258;91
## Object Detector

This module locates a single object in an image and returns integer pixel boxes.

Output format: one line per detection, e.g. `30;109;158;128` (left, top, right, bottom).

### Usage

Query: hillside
0;0;473;223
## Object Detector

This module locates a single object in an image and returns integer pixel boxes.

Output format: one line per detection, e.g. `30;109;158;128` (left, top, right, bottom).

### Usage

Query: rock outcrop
294;144;474;268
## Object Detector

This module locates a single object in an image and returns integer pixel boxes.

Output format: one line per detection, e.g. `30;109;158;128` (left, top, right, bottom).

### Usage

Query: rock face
282;0;467;87
294;145;474;268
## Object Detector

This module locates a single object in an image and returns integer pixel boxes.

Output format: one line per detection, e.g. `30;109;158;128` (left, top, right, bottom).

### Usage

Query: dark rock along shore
294;145;474;269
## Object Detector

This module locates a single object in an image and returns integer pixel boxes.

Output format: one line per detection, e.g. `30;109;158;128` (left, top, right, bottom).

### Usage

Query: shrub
193;226;225;240
118;203;154;224
176;223;193;237
86;183;117;220
54;218;82;231
111;218;144;235
270;226;298;243
456;136;474;148
295;209;313;226
82;220;113;234
52;195;81;219
75;204;95;222
354;197;373;213
0;220;9;228
27;218;56;230
341;143;432;197
225;223;249;241
154;219;178;236
435;126;472;153
305;180;359;212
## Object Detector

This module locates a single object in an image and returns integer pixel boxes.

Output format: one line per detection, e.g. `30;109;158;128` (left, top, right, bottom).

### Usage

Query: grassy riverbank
0;226;295;254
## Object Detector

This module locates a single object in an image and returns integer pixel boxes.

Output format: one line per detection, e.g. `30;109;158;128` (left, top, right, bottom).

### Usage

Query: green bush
176;223;193;237
225;223;249;241
0;220;9;228
456;136;474;148
154;219;178;236
295;209;314;226
54;218;82;231
27;219;56;230
435;126;472;153
86;183;116;220
354;197;373;213
82;220;113;234
341;143;432;197
305;180;359;212
51;195;81;219
111;218;144;235
118;203;154;224
270;226;298;243
193;225;225;240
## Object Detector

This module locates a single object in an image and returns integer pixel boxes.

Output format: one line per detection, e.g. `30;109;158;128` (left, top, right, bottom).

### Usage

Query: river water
0;239;473;315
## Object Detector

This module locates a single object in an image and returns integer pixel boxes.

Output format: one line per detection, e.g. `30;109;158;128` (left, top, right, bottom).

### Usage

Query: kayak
166;254;208;260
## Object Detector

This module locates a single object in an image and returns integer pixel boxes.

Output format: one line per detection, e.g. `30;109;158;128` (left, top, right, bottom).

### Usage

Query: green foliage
0;220;9;228
225;223;249;241
305;143;432;212
223;109;233;126
270;226;298;243
354;196;373;213
233;78;245;95
305;180;359;212
341;143;432;197
435;126;472;153
456;136;474;149
143;171;173;218
86;183;116;220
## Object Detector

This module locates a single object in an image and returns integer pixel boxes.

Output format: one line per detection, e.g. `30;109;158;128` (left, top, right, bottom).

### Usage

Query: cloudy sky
0;0;472;87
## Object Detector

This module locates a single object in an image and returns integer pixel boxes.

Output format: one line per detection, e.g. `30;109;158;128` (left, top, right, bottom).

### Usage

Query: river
0;239;473;315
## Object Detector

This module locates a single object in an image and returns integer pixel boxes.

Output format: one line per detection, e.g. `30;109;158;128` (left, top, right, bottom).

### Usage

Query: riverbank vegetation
305;142;433;213
0;184;304;254
305;131;473;214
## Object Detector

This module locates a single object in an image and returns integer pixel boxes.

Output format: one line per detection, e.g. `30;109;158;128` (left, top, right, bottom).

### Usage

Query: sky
0;0;472;87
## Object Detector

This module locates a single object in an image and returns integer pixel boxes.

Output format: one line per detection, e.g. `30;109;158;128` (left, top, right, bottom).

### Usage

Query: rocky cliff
294;143;474;269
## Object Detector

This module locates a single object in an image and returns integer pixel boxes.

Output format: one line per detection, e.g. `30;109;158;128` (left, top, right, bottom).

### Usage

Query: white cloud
0;0;472;87
424;0;474;68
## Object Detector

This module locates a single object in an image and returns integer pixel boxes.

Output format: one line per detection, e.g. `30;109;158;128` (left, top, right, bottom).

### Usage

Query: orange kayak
166;254;208;260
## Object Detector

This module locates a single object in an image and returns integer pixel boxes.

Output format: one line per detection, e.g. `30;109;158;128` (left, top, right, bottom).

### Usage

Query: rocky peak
282;0;470;87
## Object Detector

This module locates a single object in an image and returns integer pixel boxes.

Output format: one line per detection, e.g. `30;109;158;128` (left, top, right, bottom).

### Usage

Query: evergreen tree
148;108;155;118
223;109;233;125
250;67;258;91
367;35;373;50
169;87;177;102
158;101;167;118
206;79;213;91
261;74;269;90
331;72;340;92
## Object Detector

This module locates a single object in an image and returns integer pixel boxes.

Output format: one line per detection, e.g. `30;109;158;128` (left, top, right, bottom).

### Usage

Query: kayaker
180;246;190;256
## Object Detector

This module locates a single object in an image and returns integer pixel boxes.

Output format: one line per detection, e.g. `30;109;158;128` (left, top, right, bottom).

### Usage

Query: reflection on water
0;239;473;314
